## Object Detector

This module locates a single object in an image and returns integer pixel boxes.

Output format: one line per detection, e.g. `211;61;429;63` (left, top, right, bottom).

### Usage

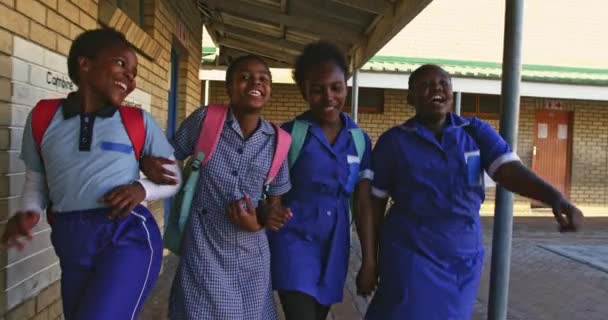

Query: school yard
140;215;608;320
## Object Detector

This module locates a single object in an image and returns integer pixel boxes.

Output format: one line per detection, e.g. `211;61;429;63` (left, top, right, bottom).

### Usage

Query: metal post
352;69;360;123
487;1;523;319
454;91;462;116
204;80;210;106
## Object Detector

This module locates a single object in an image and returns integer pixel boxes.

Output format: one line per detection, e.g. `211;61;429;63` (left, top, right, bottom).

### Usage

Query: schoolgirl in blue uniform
1;29;180;320
365;64;584;320
267;42;377;320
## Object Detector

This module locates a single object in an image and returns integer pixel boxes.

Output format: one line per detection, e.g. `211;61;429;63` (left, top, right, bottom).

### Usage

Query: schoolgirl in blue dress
144;55;292;320
365;64;584;320
267;42;377;320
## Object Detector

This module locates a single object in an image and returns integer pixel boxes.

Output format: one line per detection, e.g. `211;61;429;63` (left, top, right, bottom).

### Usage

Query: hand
551;197;584;232
1;211;40;250
99;182;146;219
262;202;292;231
226;195;263;232
356;260;378;297
140;156;178;185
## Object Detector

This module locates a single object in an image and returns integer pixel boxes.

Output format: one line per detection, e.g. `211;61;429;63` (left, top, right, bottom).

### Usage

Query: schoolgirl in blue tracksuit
2;29;179;320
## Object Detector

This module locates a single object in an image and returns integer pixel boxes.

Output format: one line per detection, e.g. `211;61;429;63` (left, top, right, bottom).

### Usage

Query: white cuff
488;152;521;178
359;169;374;181
19;169;48;215
371;186;389;199
138;161;182;201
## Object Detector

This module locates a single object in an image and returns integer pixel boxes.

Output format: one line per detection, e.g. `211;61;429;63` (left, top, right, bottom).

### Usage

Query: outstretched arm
493;161;583;232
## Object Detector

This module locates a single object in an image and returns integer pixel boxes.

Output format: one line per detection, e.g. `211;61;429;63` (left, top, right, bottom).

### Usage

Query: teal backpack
287;119;366;225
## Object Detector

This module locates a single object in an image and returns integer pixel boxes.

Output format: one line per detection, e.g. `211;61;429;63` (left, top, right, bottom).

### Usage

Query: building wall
207;81;608;207
378;0;608;69
0;0;202;318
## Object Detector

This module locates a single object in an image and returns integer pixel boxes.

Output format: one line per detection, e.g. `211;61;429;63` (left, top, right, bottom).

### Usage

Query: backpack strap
118;106;145;160
288;119;310;168
195;104;228;166
31;99;62;151
265;124;292;186
349;128;366;161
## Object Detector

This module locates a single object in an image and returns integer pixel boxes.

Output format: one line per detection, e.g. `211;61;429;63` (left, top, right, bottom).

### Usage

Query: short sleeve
171;107;206;161
470;118;520;177
371;130;397;199
19;112;45;173
359;131;373;181
142;111;174;158
267;158;291;196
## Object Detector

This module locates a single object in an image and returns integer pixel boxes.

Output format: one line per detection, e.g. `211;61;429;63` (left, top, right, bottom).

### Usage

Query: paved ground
140;216;608;320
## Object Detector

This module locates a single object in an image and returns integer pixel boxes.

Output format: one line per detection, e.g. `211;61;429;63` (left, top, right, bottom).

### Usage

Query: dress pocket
344;154;360;194
240;162;268;202
464;150;482;187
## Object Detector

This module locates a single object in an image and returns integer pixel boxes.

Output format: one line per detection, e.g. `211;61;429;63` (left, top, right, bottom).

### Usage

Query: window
460;93;500;118
116;0;144;26
344;87;384;114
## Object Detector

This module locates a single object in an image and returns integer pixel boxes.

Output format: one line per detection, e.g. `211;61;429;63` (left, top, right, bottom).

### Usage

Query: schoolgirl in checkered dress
167;55;291;320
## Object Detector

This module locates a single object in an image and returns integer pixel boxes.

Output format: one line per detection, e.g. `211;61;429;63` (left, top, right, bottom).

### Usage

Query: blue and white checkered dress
168;107;291;320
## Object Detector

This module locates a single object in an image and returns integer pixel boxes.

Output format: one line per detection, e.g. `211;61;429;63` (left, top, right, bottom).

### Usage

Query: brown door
531;110;572;204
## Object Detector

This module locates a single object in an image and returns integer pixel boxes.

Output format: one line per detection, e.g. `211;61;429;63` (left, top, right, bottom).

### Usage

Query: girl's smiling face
227;58;272;112
407;66;453;122
302;61;347;124
79;43;138;107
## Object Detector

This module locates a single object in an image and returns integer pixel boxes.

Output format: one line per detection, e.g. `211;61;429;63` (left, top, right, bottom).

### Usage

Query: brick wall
207;81;608;208
207;81;415;141
0;0;202;318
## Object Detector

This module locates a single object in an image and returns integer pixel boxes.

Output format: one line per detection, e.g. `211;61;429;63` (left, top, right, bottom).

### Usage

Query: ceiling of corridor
196;0;433;70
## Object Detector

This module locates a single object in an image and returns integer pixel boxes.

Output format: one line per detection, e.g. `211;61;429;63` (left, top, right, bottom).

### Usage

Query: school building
0;0;439;318
200;0;608;213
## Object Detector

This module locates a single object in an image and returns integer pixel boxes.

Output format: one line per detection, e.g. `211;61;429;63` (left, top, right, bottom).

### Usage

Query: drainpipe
455;91;462;116
352;69;359;123
487;0;524;319
204;80;210;106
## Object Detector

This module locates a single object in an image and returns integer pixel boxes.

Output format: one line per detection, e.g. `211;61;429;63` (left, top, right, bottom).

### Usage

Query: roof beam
210;22;304;55
219;47;292;68
206;0;362;44
353;0;432;70
218;38;297;64
330;0;390;15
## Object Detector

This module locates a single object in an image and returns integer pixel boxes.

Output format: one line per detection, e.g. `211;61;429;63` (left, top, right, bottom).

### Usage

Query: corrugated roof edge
363;56;608;86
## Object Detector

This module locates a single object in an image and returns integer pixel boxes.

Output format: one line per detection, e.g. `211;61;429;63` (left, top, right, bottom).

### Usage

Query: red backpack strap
31;99;62;151
196;104;228;165
118;106;145;160
265;123;292;186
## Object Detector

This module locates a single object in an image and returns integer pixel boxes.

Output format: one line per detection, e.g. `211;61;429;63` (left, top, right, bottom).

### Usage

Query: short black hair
68;28;131;85
408;64;451;90
293;41;348;89
225;54;271;85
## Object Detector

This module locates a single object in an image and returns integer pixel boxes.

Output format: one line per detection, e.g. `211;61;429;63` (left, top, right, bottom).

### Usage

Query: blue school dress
168;107;291;320
268;111;373;306
365;113;520;320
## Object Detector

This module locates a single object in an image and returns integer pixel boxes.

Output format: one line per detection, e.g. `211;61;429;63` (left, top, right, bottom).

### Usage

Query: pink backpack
164;104;291;254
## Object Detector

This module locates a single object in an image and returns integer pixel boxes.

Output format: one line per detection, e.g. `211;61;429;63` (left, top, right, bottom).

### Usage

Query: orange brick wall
207;81;608;207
